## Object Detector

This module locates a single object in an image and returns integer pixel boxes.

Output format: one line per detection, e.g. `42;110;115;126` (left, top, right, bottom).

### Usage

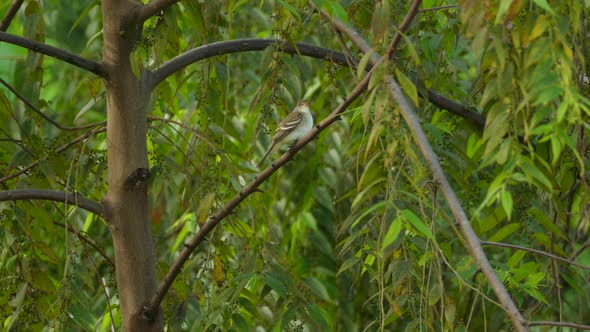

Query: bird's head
296;101;310;113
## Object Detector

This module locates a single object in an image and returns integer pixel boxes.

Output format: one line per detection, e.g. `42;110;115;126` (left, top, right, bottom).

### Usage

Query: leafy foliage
1;0;590;331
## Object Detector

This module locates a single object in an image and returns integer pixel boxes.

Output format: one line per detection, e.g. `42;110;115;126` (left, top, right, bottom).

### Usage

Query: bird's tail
257;144;275;167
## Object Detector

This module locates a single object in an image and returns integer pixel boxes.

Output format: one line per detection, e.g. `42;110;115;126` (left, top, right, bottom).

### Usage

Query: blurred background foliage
1;0;590;330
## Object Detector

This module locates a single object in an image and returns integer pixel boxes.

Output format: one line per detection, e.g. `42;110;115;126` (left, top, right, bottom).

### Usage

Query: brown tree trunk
100;0;162;330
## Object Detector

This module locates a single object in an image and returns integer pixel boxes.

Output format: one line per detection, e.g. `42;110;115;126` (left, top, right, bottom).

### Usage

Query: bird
257;101;313;167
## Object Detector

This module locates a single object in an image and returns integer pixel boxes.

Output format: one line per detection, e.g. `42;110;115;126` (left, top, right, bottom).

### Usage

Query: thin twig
0;78;105;131
147;116;217;149
419;5;457;13
528;321;590;330
0;126;106;184
569;237;590;260
482;241;590;271
53;221;113;267
385;0;422;59
0;0;24;32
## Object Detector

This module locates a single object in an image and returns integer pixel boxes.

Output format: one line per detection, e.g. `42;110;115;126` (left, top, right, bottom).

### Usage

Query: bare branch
427;89;486;129
482;241;590;272
138;0;181;22
0;0;24;32
0;189;103;216
151;39;349;88
0;31;106;77
0;78;105;131
308;2;527;331
0;125;106;184
53;221;114;267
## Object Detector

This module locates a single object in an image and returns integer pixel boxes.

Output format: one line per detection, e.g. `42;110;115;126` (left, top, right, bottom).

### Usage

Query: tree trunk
100;0;162;330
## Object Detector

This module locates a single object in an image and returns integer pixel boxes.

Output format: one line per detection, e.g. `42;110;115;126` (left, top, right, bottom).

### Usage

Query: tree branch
138;0;181;22
53;221;114;267
384;0;422;59
309;2;527;331
0;78;106;131
482;241;590;272
151;39;349;88
427;89;485;128
0;31;106;77
144;1;423;319
0;126;106;184
0;0;24;32
0;189;103;216
143;55;376;321
151;38;485;130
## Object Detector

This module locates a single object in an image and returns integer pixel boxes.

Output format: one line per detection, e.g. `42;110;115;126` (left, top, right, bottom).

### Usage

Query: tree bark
100;0;162;330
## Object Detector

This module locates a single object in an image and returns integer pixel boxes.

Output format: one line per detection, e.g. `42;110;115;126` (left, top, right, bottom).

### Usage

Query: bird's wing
272;111;302;142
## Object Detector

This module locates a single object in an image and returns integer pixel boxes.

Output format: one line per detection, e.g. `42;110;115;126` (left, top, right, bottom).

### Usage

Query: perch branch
0;31;106;77
143;53;375;321
309;1;527;331
144;1;422;319
0;189;103;216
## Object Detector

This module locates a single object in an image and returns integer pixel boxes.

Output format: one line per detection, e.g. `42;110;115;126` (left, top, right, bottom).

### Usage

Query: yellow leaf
213;255;224;287
528;15;547;42
395;68;418;107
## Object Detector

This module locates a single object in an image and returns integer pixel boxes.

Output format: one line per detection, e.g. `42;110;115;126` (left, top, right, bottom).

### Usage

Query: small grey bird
257;101;313;167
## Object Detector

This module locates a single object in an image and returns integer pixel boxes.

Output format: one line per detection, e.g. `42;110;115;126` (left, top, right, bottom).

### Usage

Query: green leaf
277;0;301;21
382;216;403;250
357;49;374;79
68;0;99;34
518;157;554;192
506;250;526;268
529;208;566;239
307;303;330;331
488;223;520;242
466;133;483;159
7;283;28;331
261;273;288;298
401;209;434;241
337;256;360;275
304;277;332;302
232;313;249;330
351;200;386;229
323;1;349;25
395;68;418;107
281;304;297;331
532;0;556;14
500;190;513;220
